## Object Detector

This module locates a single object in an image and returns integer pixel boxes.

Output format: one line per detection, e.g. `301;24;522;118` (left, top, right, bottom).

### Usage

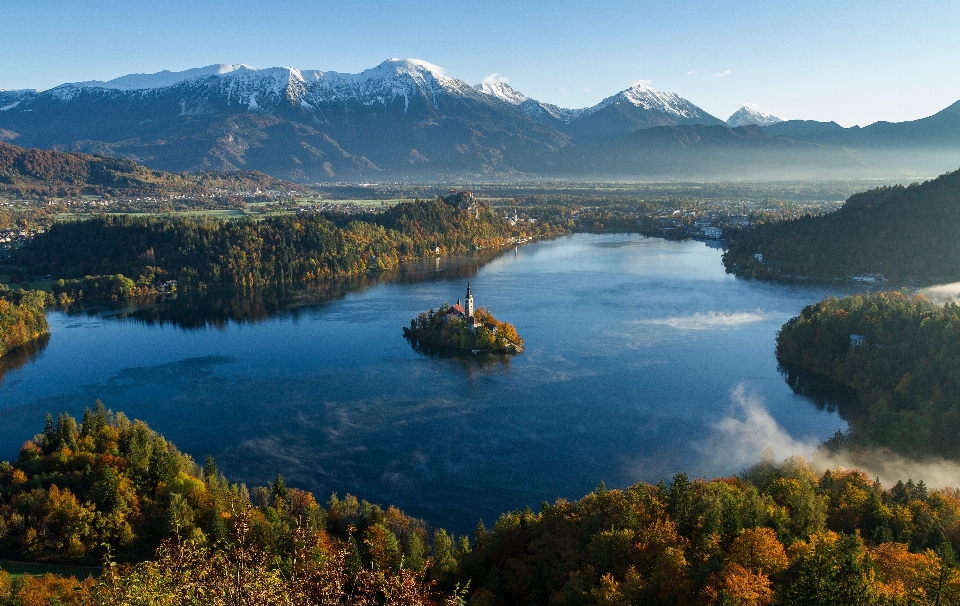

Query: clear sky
2;0;959;127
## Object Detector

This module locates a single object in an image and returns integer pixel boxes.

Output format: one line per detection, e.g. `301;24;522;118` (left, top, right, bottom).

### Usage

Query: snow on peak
474;80;528;105
382;58;447;76
584;82;707;119
726;105;783;127
66;64;260;91
302;58;470;112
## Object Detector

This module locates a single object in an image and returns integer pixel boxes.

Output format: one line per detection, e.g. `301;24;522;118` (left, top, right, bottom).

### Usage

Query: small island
403;283;524;354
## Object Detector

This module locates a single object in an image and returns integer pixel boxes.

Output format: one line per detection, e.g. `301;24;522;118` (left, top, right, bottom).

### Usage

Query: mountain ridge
2;59;959;181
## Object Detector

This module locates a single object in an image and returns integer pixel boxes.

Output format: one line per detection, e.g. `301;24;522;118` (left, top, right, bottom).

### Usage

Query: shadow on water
778;362;861;418
0;334;50;386
406;338;513;370
60;250;509;331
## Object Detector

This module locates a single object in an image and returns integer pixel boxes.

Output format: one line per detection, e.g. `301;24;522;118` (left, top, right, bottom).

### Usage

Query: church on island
445;282;480;330
403;282;523;354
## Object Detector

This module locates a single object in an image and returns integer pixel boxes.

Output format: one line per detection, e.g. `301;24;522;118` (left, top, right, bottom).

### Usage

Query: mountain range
1;58;958;182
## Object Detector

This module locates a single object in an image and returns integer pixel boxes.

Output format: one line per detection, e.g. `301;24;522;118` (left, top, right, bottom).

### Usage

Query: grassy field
0;559;101;579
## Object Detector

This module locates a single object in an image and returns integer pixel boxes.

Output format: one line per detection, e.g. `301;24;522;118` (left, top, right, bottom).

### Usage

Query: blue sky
2;0;959;126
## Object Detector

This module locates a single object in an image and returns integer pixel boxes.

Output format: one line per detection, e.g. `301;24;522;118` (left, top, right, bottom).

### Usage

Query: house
850;334;866;347
702;226;722;239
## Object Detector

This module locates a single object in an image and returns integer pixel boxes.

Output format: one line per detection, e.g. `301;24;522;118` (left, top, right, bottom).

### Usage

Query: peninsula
403;283;524;354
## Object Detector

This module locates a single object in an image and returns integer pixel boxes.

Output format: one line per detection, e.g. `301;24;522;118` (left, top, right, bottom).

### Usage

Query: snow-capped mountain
726;105;783;127
564;82;724;140
473;81;583;124
474;81;528;105
585;83;712;120
1;59;957;180
45;59;481;114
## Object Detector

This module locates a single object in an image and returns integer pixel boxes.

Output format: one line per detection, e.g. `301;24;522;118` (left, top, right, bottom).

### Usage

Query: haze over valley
3;2;960;604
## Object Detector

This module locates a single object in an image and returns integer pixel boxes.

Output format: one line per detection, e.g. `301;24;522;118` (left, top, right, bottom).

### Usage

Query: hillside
10;195;557;292
0;140;308;198
723;166;960;282
3;59;958;181
777;292;960;459
3;408;960;605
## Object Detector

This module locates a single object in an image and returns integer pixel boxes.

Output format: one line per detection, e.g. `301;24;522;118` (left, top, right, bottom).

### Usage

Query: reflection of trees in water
778;362;861;418
0;333;50;386
406;338;512;371
67;251;505;331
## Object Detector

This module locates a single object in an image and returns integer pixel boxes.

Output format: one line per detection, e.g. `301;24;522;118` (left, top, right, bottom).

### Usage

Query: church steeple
465;282;474;318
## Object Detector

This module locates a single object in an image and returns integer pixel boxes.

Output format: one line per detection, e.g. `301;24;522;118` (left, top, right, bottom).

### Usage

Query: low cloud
711;70;733;78
482;72;509;86
642;310;765;330
816;448;960;491
703;385;820;474
704;387;960;491
918;281;960;305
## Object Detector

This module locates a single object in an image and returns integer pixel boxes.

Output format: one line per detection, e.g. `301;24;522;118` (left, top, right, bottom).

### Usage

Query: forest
404;305;524;354
722;166;960;282
776;291;960;460
0;140;309;199
9;197;558;294
3;408;960;605
0;286;48;359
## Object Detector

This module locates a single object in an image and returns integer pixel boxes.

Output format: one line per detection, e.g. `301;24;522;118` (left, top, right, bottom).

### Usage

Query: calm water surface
0;235;857;533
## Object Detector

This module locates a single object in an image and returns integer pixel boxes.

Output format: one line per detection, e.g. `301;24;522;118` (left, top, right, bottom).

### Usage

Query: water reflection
0;334;50;386
406;339;513;370
62;250;508;331
778;362;860;417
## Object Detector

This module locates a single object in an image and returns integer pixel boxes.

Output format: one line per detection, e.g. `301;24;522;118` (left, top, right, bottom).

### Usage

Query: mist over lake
0;234;857;533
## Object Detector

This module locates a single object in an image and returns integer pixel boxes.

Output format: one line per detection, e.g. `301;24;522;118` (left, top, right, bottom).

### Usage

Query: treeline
0;405;470;604
5;408;960;604
404;305;524;354
0;286;48;359
723;166;960;281
10;198;557;293
0;140;308;198
776;291;960;460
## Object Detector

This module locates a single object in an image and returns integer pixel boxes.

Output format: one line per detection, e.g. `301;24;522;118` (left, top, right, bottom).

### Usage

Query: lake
0;234;857;534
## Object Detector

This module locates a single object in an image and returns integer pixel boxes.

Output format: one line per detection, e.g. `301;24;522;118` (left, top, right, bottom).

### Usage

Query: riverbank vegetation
777;291;960;460
724;167;960;282
0;286;48;359
3;408;960;604
6;196;558;297
403;305;524;354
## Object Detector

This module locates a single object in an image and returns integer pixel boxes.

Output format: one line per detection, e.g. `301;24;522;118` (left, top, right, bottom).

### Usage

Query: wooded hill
3;407;960;605
0;141;309;198
723;166;960;283
10;197;558;293
776;291;960;460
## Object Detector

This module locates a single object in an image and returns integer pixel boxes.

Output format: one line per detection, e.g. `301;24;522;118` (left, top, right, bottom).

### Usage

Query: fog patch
642;310;766;330
701;387;960;490
918;282;960;305
702;385;820;475
814;448;960;491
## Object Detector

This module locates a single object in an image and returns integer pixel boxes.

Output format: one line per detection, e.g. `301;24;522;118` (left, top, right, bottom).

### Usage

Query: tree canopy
777;291;960;459
723;167;960;282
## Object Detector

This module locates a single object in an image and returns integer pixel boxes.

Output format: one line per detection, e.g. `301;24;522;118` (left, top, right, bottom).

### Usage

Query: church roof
450;304;465;315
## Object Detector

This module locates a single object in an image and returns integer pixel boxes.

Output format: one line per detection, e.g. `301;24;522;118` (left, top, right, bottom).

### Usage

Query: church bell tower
465;282;474;318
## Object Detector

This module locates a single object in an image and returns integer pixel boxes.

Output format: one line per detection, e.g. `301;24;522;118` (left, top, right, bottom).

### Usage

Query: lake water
0;234;857;534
